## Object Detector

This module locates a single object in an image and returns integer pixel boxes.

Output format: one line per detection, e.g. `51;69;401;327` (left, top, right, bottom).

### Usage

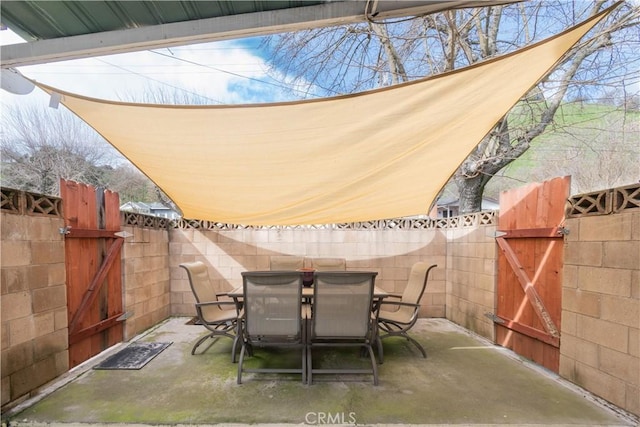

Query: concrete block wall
445;224;498;341
560;211;639;416
1;212;68;408
121;224;171;340
168;227;447;318
3;182;637;418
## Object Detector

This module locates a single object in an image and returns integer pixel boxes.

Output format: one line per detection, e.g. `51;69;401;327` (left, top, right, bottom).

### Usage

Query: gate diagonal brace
68;237;124;334
495;236;560;339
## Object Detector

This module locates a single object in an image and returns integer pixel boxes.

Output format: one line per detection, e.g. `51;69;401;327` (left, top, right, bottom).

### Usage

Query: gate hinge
59;226;71;235
557;226;570;236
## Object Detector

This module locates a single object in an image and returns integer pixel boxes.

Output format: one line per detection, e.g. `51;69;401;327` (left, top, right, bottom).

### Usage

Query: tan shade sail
35;7;611;226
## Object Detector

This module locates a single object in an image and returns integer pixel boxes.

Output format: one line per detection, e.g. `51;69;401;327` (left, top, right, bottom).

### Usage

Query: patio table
227;283;388;315
227;284;388;300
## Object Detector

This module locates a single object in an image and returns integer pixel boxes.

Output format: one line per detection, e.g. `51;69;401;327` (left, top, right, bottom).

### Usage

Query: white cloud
0;28;25;45
1;28;291;106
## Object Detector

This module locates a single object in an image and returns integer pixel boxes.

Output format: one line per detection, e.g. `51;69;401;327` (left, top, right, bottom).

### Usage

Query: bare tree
105;163;163;203
263;0;640;214
0;103;161;203
1;104;114;195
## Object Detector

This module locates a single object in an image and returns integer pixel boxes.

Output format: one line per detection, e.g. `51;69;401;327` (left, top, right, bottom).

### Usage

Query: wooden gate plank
80;183;101;361
63;181;96;364
537;236;562;327
104;189;123;346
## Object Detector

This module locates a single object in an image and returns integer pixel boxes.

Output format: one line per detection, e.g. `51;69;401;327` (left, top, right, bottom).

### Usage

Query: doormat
94;342;172;370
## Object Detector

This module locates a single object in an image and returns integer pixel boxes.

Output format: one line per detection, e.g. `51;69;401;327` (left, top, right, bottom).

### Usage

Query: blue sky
0;27;301;108
2;3;637;110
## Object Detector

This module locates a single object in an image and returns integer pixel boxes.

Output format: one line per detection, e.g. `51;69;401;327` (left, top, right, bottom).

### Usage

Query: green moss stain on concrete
9;318;634;425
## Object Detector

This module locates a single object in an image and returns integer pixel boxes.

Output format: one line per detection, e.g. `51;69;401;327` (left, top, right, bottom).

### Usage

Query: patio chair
237;271;307;384
269;255;305;271
308;271;379;385
309;257;346;271
376;262;437;363
179;262;240;362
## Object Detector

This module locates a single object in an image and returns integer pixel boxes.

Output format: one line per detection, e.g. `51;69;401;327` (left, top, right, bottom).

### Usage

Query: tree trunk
454;174;486;214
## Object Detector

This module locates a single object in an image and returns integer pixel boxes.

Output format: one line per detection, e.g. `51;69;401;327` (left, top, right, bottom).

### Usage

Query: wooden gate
61;179;124;368
494;176;570;373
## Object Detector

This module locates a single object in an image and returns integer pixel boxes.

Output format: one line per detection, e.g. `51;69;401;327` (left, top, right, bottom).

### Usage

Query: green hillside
484;102;639;198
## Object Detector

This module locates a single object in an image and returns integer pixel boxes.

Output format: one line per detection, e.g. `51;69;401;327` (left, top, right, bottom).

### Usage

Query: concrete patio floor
4;317;638;427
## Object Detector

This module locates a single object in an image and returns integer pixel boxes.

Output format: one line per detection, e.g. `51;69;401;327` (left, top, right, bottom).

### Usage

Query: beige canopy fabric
35;7;611;226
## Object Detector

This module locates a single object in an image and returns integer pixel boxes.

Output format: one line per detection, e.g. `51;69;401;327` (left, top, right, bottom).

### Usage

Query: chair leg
405;334;427;358
231;334;241;363
191;333;214;355
237;344;247;384
379;331;427;359
302;345;307;384
306;345;313;385
302;321;308;384
365;344;379;385
376;335;384;364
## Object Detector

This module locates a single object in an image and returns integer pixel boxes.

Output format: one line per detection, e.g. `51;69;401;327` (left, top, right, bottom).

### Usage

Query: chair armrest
378;301;421;325
384;293;403;300
379;301;420;309
216;293;236;304
196;300;239;315
195;300;237;308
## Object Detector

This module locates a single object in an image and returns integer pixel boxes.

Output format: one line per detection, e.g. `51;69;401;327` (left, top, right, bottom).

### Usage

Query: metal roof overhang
1;1;519;68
